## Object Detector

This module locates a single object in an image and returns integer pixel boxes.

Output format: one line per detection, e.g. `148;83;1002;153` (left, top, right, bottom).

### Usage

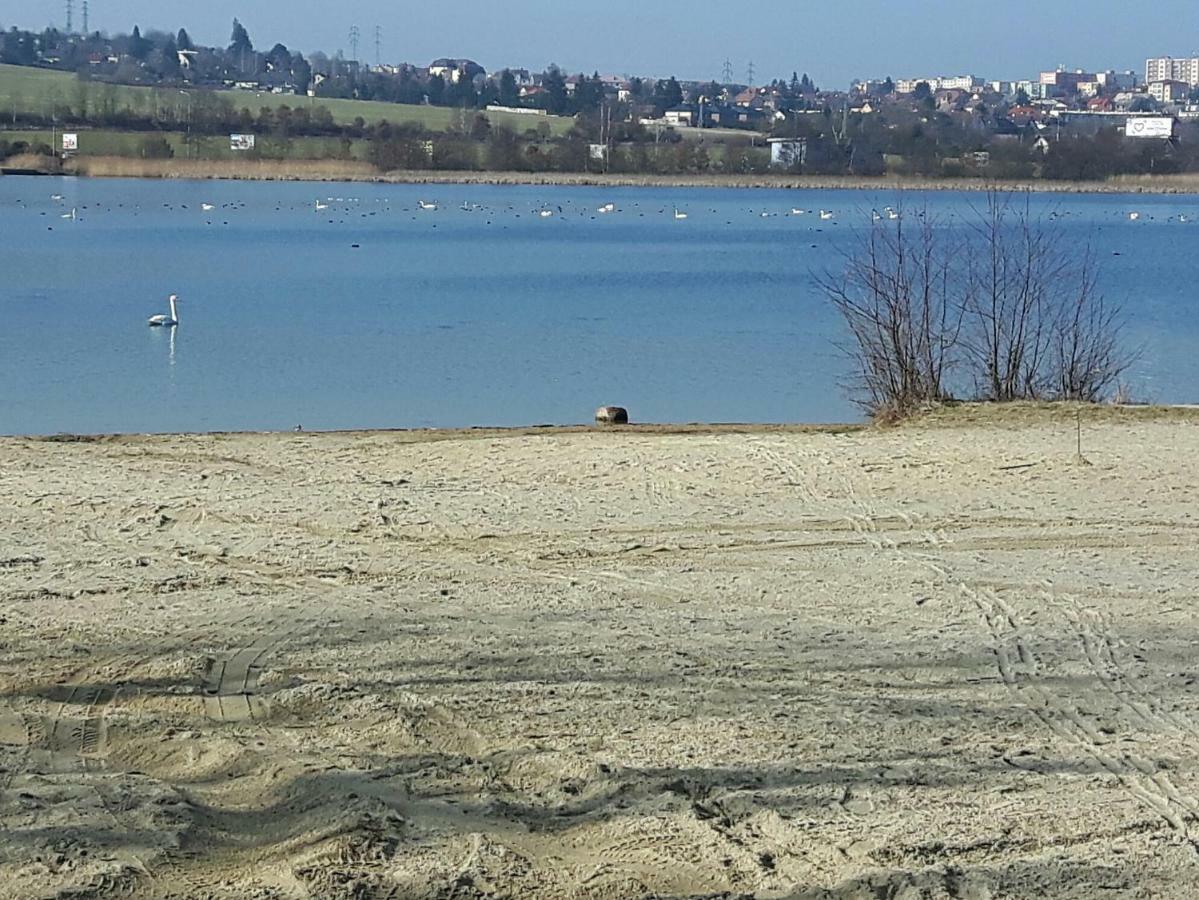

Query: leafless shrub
960;192;1133;403
816;207;964;417
820;190;1133;417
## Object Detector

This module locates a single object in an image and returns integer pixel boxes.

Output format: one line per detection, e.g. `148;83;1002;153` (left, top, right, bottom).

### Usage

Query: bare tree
817;207;963;418
961;191;1133;403
820;190;1133;418
1050;249;1131;401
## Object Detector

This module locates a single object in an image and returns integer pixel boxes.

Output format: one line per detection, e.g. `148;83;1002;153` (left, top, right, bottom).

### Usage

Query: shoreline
11;403;1199;443
7;154;1199;194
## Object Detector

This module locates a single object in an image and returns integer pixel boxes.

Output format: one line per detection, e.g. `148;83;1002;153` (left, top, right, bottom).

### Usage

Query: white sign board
230;133;256;151
1126;117;1174;139
62;133;78;151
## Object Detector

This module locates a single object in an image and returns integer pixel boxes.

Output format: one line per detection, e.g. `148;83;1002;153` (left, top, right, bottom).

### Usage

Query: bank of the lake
7;153;1199;194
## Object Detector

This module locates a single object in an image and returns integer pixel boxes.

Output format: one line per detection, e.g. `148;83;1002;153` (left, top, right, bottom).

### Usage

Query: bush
139;136;175;159
819;191;1133;417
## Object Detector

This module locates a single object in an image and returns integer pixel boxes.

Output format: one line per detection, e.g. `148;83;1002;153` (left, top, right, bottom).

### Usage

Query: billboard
1126;117;1174;139
230;133;256;151
62;133;78;151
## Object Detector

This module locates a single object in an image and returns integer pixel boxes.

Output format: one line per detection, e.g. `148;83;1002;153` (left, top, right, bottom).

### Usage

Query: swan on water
819;210;835;220
418;200;438;211
315;200;329;211
674;208;688;220
148;294;180;328
201;203;215;211
1129;212;1140;221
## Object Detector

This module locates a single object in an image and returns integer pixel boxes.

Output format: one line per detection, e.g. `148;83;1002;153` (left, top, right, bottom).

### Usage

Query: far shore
6;153;1199;194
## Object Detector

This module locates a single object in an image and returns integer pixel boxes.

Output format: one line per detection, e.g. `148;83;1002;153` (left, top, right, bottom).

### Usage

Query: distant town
3;16;1199;180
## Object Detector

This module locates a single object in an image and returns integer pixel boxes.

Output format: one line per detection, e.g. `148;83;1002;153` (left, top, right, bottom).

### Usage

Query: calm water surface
0;177;1195;434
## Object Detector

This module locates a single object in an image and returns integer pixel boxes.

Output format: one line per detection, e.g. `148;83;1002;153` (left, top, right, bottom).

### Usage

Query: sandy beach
3;407;1199;898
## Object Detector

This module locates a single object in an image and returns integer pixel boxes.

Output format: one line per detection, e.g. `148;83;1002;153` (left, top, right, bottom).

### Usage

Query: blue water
0;176;1195;434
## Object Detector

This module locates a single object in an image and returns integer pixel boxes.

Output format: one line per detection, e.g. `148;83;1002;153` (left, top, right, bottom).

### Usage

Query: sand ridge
2;415;1199;897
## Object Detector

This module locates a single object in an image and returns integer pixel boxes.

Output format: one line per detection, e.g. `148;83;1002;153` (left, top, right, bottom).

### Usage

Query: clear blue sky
3;0;1199;87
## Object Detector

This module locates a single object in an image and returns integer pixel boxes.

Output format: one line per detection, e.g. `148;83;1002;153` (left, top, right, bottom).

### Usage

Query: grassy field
0;64;573;135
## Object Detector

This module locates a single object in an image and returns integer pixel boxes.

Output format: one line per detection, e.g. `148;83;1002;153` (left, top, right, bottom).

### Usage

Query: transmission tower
721;58;734;84
746;60;756;86
374;25;382;66
82;0;89;33
65;0;73;33
349;25;360;62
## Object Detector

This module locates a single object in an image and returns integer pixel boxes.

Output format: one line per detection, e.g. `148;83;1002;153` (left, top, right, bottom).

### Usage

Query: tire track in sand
808;443;1199;853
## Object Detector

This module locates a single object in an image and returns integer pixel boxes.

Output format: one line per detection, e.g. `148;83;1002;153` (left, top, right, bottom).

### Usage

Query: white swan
418;200;438;211
148;294;180;328
539;208;555;218
674;208;688;220
1128;212;1140;221
201;203;215;211
315;200;329;211
61;207;77;220
885;207;899;220
819;209;835;220
790;208;805;216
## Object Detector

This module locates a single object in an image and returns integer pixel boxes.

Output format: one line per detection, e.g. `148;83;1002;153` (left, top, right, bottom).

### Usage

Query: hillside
0;63;574;135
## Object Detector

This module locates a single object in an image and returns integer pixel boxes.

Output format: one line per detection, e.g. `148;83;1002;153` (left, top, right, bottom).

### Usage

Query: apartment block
1146;57;1199;87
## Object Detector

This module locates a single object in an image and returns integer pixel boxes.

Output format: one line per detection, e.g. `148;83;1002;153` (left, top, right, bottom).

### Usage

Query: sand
3;407;1199;898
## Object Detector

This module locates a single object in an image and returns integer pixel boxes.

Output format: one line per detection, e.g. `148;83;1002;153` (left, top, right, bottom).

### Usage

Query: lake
0;176;1195;435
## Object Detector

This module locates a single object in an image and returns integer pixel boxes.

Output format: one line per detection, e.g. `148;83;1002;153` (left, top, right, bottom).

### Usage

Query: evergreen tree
129;25;150;60
543;68;568;115
176;28;193;51
499;70;519;106
161;36;180;78
229;18;253;54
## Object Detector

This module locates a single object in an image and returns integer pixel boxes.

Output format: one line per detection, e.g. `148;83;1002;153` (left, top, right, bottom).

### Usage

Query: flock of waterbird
20;190;1198;232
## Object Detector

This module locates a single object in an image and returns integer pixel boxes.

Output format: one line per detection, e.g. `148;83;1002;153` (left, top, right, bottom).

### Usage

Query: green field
0;63;573;135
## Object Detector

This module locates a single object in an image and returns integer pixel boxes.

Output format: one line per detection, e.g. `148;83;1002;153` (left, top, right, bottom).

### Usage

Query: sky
3;0;1199;88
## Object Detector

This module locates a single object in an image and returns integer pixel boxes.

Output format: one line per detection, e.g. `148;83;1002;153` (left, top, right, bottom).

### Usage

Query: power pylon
746;60;755;86
349;25;360;63
722;59;734;84
82;0;89;33
66;0;73;32
374;25;382;67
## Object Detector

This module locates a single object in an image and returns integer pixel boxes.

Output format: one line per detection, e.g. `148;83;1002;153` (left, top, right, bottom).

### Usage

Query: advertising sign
230;133;256;151
62;133;78;151
1126;117;1174;139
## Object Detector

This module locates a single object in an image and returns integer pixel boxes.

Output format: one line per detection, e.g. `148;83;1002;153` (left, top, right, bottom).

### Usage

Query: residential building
1148;80;1190;104
1146;56;1199;87
1039;69;1096;97
428;58;485;84
896;75;982;94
